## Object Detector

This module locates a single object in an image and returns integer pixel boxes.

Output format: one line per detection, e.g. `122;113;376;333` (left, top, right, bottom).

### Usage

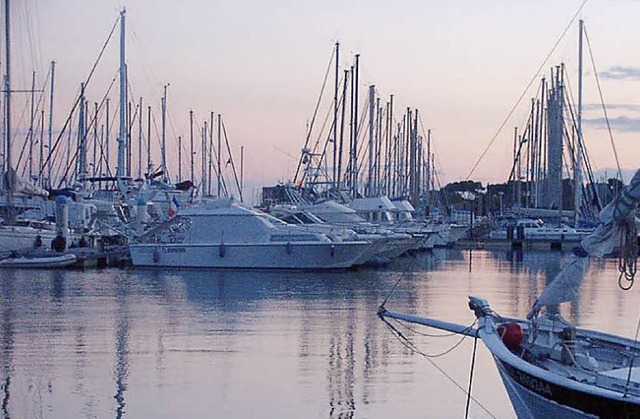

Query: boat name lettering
513;370;553;397
163;247;186;253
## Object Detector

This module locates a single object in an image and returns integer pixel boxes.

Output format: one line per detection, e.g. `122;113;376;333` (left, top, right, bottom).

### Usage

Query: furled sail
4;168;49;197
528;168;640;318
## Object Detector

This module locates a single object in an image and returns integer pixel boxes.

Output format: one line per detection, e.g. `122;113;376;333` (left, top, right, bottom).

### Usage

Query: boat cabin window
294;212;320;224
280;214;302;224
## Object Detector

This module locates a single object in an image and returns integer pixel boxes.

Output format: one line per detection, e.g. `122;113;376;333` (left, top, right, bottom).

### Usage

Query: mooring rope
379;315;497;418
465;336;479;419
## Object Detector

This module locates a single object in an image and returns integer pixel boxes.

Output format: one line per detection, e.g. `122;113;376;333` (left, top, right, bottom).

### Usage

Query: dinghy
0;252;77;268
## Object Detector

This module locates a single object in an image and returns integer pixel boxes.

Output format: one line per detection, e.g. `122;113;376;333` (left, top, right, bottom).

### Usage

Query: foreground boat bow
380;295;640;418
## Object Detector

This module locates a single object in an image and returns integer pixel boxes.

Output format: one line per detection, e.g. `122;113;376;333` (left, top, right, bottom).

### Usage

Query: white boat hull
129;241;371;269
0;253;77;268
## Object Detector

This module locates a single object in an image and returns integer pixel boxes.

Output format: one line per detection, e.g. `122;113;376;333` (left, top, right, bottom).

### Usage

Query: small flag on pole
167;196;180;218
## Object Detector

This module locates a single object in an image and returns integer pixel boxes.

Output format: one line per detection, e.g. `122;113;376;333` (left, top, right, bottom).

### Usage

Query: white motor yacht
129;198;372;269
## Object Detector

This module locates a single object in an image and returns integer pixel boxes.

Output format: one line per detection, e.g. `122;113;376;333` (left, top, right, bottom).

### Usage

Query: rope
617;216;637;290
389;317;476;357
378;251;420;308
465;336;479;419
380;316;496;418
394;316;477;338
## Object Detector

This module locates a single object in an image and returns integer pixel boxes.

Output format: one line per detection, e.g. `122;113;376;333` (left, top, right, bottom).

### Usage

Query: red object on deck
498;322;524;350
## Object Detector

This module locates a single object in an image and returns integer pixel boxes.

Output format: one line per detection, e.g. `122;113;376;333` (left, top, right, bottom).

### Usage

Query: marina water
1;249;639;418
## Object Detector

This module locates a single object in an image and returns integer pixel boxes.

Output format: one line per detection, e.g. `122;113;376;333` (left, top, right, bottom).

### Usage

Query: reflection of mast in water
114;281;130;419
327;285;356;419
1;273;15;419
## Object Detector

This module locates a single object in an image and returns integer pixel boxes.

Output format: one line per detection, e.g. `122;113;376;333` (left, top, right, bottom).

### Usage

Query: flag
167;196;180;218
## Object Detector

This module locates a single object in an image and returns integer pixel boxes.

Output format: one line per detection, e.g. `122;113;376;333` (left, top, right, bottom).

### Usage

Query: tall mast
367;84;375;197
217;114;221;197
333;41;339;190
93;102;98;177
138;97;142;179
146;105;151;173
3;0;14;224
337;69;348;189
240;145;244;202
189;109;194;182
105;98;110;173
77;83;87;181
38;109;44;185
161;84;168;181
574;19;584;226
353;54;360;197
47;61;55;187
28;71;35;180
177;135;182;182
208;112;214;196
117;8;127;180
426;129;431;208
201;121;207;196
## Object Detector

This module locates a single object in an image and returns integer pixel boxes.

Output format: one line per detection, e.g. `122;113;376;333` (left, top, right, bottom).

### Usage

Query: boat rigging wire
393;316;477;338
293;47;335;185
583;25;624;183
465;0;588;181
382;317;475;358
624;310;640;397
464;336;479;419
39;14;120;182
378;314;496;418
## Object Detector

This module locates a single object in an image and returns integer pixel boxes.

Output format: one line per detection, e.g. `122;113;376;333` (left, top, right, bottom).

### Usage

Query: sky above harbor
7;0;640;199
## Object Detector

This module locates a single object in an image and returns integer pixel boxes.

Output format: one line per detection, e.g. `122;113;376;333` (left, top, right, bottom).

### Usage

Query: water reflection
1;272;14;419
0;250;634;418
114;277;130;419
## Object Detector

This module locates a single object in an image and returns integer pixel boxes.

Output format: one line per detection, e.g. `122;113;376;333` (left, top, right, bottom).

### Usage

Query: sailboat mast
574;19;584;226
353;54;359;197
367;84;375;197
161;84;167;181
105;98;110;173
240;145;244;202
3;0;12;222
47;61;55;187
117;8;127;180
138;97;143;179
78;83;87;181
333;41;339;190
29;71;35;180
217;114;221;197
178;135;181;182
209;111;214;196
146;105;151;174
337;69;348;189
189;110;194;182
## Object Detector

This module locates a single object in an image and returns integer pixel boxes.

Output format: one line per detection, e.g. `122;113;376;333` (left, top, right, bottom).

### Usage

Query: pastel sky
6;0;640;200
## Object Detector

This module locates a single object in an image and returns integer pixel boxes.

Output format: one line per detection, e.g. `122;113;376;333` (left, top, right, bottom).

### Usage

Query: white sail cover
529;169;640;318
4;168;49;197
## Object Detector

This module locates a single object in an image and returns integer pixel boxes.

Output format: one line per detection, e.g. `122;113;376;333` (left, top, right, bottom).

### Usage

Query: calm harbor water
1;248;639;418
